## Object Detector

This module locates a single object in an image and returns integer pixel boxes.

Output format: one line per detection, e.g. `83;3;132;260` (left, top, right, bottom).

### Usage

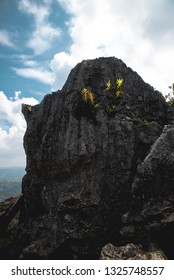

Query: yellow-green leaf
106;80;111;90
116;90;123;97
116;78;123;88
27;105;32;112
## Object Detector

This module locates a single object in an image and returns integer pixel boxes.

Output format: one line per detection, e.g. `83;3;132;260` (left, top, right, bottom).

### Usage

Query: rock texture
121;124;174;259
100;243;167;260
9;57;174;259
0;197;20;259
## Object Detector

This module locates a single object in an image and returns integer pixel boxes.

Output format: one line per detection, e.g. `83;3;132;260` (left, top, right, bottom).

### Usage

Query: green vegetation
116;78;124;97
81;88;96;105
81;77;124;111
106;105;117;112
165;83;174;107
106;80;111;91
106;77;124;97
143;119;151;126
94;103;101;108
26;105;32;112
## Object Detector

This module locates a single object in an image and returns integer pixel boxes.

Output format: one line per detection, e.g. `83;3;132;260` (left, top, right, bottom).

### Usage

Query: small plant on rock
80;77;124;113
26;105;32;112
165;83;174;107
106;80;111;91
116;78;123;97
105;78;124;97
81;88;96;105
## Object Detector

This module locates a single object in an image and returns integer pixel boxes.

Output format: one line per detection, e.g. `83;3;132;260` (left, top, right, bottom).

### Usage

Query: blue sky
0;0;174;167
0;0;70;98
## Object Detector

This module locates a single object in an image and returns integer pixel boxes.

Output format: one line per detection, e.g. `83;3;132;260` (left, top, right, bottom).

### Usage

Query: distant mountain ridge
0;167;25;201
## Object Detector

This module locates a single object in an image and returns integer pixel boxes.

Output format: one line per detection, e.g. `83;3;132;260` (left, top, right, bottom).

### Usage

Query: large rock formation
10;57;174;259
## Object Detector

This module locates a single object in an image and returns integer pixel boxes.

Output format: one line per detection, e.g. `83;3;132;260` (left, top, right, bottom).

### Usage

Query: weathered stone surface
121;124;174;259
100;243;167;260
0;195;23;233
10;57;174;259
0;197;20;259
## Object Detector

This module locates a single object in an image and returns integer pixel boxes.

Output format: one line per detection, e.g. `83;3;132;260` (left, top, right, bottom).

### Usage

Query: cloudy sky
0;0;174;167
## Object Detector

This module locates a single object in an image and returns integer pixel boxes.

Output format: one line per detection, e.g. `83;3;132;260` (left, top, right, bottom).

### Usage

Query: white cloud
50;52;76;89
22;60;38;67
27;25;60;55
19;0;61;55
19;0;50;22
0;30;16;48
50;0;174;94
0;91;38;167
14;91;22;101
13;53;54;86
12;67;54;85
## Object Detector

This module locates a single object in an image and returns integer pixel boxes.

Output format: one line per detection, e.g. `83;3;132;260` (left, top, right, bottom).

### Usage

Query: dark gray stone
11;57;174;259
121;124;174;259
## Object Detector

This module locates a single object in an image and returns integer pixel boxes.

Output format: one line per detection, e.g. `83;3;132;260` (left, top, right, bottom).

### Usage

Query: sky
0;0;174;167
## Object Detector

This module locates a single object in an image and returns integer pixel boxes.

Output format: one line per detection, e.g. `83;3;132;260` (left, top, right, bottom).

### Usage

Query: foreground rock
121;124;174;259
100;243;167;260
9;57;174;259
0;197;20;259
0;195;23;233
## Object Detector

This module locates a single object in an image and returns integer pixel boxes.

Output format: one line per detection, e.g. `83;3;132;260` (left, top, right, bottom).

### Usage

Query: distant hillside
0;167;25;201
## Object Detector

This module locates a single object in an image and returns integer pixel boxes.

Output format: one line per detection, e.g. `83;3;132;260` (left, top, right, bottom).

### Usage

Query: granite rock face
12;57;174;259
